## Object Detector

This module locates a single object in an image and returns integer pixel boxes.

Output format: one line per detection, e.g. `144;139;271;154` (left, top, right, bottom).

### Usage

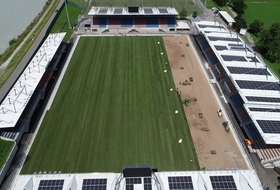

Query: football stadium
0;1;277;190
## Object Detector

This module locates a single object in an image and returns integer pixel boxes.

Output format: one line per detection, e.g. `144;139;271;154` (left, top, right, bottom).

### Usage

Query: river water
0;0;47;54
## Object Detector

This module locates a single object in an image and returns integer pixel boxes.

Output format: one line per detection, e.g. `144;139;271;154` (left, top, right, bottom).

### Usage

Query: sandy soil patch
163;36;248;170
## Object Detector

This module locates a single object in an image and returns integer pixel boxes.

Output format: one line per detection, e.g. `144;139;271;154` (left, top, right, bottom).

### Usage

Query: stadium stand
195;36;210;50
167;17;176;27
108;17;121;28
245;123;280;163
146;17;159;27
121;17;133;27
99;17;107;28
92;17;99;27
229;93;244;109
159;17;168;27
134;17;146;28
204;48;220;65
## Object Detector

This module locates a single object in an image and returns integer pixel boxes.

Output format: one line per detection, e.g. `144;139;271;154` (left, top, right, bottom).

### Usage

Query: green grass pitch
21;36;199;174
244;2;280;27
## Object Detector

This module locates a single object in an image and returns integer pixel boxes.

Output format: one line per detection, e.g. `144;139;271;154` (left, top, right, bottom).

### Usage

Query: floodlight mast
65;0;71;28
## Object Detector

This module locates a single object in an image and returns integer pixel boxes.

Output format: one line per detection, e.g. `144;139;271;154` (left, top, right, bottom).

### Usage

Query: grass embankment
21;36;199;174
0;139;15;171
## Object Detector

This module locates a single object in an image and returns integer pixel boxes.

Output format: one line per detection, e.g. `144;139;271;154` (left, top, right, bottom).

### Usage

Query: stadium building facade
86;6;189;34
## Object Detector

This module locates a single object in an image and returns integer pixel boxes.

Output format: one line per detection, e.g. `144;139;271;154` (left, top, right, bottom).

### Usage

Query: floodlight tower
65;0;71;28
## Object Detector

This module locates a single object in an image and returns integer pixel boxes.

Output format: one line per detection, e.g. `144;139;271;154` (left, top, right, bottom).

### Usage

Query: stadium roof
12;170;262;190
88;7;178;16
0;33;66;129
195;21;280;144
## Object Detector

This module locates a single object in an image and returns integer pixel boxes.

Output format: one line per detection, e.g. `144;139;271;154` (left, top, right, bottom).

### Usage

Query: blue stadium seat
99;17;107;28
121;17;133;27
229;93;244;109
167;17;176;27
146;17;159;27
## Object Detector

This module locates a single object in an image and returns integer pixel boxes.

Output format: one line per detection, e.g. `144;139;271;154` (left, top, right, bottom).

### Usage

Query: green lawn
21;36;199;174
244;2;280;27
0;139;14;171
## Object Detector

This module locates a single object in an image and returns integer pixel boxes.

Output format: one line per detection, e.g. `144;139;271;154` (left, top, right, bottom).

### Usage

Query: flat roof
195;21;280;144
12;170;262;190
0;33;66;129
88;7;178;16
219;11;235;23
176;20;190;29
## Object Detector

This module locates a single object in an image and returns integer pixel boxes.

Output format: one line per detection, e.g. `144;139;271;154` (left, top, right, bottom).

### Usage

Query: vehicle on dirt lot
199;113;203;118
189;77;193;82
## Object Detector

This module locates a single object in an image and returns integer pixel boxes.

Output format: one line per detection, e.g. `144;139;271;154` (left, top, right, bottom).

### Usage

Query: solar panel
210;176;237;190
236;80;279;90
230;46;246;51
144;178;152;190
168;176;193;190
114;8;122;14
144;8;153;14
82;179;107;190
158;8;168;13
247;56;260;63
98;8;108;14
208;36;241;42
257;120;280;134
228;43;243;47
227;66;271;76
246;96;280;103
38;180;64;190
126;178;142;190
221;55;247;62
214;45;228;51
198;24;222;28
249;107;280;112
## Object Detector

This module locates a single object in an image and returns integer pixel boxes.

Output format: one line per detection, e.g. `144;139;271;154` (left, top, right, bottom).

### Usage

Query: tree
179;8;188;18
249;19;264;35
192;11;198;18
232;15;247;33
257;23;280;63
231;0;247;14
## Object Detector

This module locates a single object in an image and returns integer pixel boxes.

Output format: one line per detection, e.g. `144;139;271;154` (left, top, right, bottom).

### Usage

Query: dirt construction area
163;36;249;170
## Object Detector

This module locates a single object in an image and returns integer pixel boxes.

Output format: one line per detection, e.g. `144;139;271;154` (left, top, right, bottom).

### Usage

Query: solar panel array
230;47;246;51
198;24;222;28
144;8;153;14
38;180;64;190
246;96;280;103
168;176;193;190
114;8;123;14
126;178;141;190
214;45;228;51
208;36;241;42
221;55;247;62
158;8;168;13
227;66;271;76
257;120;280;134
228;43;243;47
98;8;108;14
82;179;107;190
247;56;260;63
236;80;279;90
144;178;152;190
210;176;237;190
249;107;280;112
